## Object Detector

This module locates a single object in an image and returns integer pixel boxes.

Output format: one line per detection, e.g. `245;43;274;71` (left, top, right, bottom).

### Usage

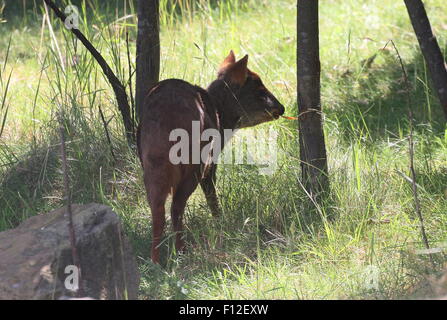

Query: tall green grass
0;0;446;299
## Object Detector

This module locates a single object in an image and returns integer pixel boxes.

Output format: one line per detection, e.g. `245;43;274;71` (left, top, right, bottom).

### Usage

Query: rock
433;268;447;299
0;203;139;300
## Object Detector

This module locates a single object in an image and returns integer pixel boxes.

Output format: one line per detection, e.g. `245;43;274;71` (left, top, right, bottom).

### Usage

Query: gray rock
0;203;139;300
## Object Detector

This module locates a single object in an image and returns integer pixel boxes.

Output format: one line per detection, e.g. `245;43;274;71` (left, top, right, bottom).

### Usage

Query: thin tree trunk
404;0;447;121
297;0;329;199
44;0;135;144
136;0;160;121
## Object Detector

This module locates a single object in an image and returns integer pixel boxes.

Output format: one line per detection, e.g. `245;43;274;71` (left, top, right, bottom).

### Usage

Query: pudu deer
137;51;284;264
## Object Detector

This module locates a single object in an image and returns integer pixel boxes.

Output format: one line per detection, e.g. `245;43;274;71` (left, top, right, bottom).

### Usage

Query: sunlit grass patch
0;0;446;299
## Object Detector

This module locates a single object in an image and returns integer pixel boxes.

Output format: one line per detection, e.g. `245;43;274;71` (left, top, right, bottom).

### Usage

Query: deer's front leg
200;164;221;217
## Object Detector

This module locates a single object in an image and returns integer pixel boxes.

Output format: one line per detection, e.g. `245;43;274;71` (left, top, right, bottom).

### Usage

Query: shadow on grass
326;50;446;145
0;142;60;229
0;120;119;231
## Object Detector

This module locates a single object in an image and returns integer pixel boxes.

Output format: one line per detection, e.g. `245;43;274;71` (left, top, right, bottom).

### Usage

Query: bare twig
385;39;435;269
125;32;136;128
44;0;135;144
99;105;117;162
59;117;83;296
408;111;435;268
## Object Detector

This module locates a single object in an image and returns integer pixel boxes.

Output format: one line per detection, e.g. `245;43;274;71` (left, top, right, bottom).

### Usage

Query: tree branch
43;0;135;144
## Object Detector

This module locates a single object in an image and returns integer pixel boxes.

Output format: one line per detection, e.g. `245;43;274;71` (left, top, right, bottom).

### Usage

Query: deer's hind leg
144;169;170;264
170;173;200;254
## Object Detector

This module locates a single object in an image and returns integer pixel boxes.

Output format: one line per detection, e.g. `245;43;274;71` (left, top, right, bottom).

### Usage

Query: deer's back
137;79;219;182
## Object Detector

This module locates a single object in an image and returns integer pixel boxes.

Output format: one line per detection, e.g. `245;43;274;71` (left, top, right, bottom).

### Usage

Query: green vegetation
0;0;446;299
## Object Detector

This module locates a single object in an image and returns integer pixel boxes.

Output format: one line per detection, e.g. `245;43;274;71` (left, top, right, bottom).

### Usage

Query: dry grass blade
384;39;435;269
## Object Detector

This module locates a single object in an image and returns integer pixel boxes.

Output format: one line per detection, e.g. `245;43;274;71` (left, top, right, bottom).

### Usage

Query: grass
0;0;446;299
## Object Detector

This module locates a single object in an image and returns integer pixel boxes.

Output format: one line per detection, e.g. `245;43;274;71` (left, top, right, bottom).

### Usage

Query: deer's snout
269;99;285;119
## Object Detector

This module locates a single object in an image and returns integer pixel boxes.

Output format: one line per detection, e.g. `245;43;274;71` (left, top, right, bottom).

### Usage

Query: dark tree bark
404;0;447;121
44;0;135;144
135;0;160;121
297;0;329;199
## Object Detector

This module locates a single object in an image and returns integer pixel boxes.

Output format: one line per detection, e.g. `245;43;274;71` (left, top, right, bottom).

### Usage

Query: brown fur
137;52;285;264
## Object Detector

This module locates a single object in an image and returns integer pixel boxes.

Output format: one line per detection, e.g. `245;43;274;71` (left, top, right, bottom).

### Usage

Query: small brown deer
137;51;284;264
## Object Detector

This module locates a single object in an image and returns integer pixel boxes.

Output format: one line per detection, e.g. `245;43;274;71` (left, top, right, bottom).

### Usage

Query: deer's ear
219;50;236;71
227;54;248;86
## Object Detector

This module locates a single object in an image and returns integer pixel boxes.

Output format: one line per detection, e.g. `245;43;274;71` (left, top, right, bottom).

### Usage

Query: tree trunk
297;0;329;199
136;0;160;122
404;0;447;121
